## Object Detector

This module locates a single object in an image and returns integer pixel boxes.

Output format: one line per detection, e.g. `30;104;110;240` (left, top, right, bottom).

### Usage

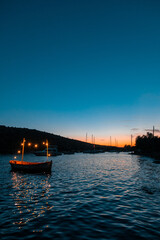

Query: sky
1;0;160;146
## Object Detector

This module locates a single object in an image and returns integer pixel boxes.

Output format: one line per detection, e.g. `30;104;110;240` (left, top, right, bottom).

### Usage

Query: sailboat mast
22;138;25;162
46;139;48;161
131;134;133;147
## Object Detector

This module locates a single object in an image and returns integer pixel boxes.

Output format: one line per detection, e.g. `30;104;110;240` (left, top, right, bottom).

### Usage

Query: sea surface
0;152;160;240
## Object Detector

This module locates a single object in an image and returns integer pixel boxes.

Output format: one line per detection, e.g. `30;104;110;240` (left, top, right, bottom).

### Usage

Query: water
0;152;160;240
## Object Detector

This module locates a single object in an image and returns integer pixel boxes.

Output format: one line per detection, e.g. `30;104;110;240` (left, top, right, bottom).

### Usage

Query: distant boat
9;138;52;173
83;149;105;154
34;145;62;156
63;151;75;155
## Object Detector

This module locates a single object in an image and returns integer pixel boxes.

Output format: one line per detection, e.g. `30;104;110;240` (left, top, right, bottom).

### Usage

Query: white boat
34;145;62;156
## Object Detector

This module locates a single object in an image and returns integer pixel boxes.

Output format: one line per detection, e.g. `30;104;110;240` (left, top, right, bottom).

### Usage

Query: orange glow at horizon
74;135;136;147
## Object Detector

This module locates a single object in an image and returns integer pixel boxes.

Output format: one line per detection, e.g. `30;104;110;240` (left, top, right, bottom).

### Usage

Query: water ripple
0;153;160;240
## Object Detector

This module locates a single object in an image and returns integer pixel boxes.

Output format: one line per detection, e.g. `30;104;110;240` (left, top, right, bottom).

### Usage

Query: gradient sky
1;0;160;146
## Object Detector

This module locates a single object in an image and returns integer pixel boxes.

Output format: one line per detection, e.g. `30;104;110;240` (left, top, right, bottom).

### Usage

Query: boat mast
22;138;25;162
131;134;133;147
46;139;48;161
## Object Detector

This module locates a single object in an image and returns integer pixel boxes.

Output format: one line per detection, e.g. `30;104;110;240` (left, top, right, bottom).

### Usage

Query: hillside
0;125;109;154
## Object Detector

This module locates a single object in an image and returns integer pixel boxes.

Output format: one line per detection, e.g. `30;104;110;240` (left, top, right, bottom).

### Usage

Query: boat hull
9;160;52;173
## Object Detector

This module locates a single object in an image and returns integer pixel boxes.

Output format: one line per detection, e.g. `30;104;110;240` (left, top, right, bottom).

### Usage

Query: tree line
135;132;160;159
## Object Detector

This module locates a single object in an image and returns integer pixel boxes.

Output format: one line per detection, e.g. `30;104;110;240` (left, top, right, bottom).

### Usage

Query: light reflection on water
10;172;53;229
0;152;160;240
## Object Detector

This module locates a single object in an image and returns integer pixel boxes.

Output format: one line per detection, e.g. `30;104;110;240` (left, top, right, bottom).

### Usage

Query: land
0;125;122;154
134;132;160;161
2;125;159;161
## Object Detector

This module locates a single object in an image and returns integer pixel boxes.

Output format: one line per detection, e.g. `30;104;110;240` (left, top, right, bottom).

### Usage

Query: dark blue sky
1;0;160;145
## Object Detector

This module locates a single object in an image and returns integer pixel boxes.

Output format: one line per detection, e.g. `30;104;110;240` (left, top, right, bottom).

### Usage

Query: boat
83;149;104;154
9;138;52;173
34;145;62;156
63;151;75;155
9;160;52;173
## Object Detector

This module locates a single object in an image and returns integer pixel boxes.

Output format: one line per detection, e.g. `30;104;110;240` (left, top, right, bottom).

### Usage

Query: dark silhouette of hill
0;125;110;154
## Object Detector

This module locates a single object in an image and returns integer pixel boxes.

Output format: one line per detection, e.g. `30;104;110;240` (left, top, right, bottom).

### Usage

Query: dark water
0;152;160;240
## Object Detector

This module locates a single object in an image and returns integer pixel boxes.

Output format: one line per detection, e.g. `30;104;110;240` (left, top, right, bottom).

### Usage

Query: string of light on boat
17;140;49;154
